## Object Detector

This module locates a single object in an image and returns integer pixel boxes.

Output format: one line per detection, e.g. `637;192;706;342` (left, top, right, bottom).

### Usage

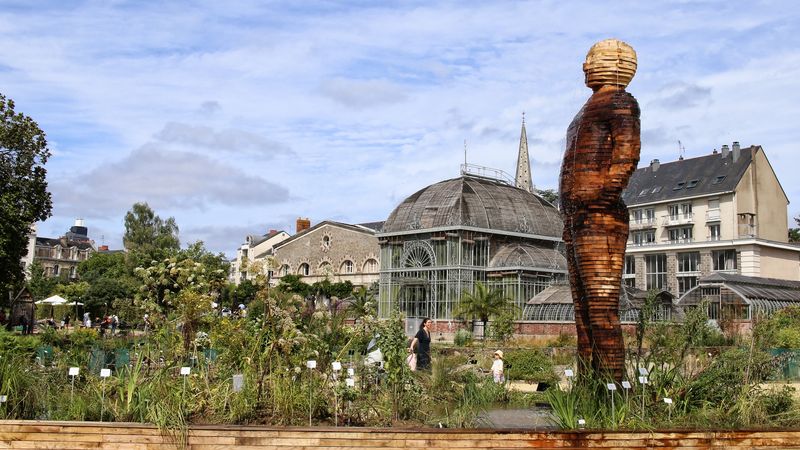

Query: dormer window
712;175;726;185
686;179;700;189
673;182;685;191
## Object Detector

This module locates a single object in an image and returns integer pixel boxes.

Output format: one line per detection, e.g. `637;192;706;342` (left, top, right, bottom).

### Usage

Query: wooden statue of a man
559;39;640;381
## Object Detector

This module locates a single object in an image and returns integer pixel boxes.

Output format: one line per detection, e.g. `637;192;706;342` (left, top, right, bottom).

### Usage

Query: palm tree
455;281;512;339
346;286;375;320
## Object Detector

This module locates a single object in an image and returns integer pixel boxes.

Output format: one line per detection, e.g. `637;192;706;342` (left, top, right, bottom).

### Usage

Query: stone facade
33;220;94;280
273;221;381;288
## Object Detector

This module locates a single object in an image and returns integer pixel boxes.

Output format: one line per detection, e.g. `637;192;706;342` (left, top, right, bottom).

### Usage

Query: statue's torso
560;89;640;213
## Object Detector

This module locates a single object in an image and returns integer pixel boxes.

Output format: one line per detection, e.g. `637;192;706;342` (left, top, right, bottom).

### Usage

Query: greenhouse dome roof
381;175;562;237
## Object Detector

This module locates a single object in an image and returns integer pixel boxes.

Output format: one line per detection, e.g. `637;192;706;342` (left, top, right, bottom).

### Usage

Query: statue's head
583;39;637;90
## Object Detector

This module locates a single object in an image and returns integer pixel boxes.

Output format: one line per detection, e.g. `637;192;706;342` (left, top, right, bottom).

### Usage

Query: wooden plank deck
1;420;799;449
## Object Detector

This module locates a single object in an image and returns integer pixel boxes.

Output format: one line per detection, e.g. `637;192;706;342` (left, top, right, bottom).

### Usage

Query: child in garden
492;350;504;383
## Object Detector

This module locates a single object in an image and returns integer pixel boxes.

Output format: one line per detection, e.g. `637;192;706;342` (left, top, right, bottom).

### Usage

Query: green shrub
504;349;557;385
453;329;473;347
489;310;515;344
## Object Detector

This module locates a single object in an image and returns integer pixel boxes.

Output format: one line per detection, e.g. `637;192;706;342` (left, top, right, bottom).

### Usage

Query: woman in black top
409;318;432;370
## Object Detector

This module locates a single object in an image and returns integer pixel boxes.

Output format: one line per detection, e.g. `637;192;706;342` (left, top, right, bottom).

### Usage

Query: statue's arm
607;96;641;184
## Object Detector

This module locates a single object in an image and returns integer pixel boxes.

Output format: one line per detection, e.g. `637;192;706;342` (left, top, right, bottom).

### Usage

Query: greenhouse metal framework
523;283;675;323
377;174;567;320
677;272;800;320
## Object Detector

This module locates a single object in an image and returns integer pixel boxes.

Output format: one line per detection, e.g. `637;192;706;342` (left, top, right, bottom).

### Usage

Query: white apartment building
229;229;291;284
621;143;800;298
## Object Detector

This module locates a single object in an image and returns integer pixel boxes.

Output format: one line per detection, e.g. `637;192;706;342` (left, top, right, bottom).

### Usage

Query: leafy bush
488;310;515;344
504;349;557;385
453;329;473;347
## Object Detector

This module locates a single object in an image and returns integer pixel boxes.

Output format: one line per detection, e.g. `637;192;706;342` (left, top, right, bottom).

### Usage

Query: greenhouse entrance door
399;279;431;319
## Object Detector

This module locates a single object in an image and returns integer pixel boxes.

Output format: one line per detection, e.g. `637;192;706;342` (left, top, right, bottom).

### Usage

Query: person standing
408;318;432;371
491;350;505;383
111;314;119;335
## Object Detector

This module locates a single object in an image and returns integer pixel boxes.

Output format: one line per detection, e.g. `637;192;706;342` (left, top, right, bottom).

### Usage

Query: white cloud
3;0;798;254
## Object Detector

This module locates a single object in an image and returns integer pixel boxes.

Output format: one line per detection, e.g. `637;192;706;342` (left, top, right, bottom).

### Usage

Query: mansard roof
622;146;757;207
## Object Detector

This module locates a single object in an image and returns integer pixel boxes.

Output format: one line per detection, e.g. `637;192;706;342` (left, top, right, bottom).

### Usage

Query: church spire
515;113;533;192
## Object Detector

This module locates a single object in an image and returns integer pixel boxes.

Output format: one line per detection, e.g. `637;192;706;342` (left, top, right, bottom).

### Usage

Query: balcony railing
706;210;721;222
662;213;694;226
667;238;694;245
630;217;657;229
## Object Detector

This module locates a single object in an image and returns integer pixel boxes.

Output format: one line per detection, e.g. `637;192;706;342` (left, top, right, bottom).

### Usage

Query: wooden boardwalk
1;420;799;449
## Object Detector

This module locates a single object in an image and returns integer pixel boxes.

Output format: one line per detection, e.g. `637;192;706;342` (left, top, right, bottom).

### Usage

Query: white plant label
638;367;649;376
621;381;632;389
69;367;79;376
606;383;617;391
345;378;355;387
663;397;673;404
577;419;586;425
332;361;342;371
100;369;111;378
564;369;574;377
232;374;244;392
306;360;317;369
0;395;7;403
180;367;191;376
347;368;355;376
638;376;648;384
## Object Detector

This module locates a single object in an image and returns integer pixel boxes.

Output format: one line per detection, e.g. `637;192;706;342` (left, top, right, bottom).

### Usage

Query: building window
677;252;699;296
677;252;699;273
632;230;656;246
280;265;290;276
708;224;721;241
363;258;378;273
298;263;310;276
321;235;331;250
341;260;354;274
708;198;720;210
712;250;737;273
53;264;60;276
319;261;331;275
645;254;667;290
623;255;636;287
677;277;697;296
632;208;655;224
70;266;77;278
668;226;693;243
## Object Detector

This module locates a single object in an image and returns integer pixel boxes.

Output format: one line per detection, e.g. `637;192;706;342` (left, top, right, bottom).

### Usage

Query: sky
2;1;799;257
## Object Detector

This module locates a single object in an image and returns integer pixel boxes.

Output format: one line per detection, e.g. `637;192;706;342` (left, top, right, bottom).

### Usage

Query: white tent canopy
35;295;68;305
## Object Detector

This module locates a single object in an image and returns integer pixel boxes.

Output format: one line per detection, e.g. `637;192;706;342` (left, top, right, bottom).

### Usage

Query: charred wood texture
560;39;640;381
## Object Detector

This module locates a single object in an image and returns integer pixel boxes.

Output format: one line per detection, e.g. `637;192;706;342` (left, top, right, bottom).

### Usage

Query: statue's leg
573;214;627;381
566;237;592;369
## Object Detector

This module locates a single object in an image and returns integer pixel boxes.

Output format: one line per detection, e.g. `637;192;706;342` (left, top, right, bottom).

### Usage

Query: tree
535;188;559;206
26;261;59;300
0;93;52;292
455;281;513;339
789;215;800;243
123;202;179;266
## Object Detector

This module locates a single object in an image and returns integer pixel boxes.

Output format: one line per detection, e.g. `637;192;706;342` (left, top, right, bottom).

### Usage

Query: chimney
732;141;741;162
650;159;660;172
268;229;277;235
98;245;109;252
712;148;718;154
721;144;730;158
296;218;311;234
